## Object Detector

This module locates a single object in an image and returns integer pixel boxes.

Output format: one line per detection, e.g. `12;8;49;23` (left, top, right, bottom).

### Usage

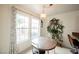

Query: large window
15;11;40;44
16;13;30;44
31;17;40;39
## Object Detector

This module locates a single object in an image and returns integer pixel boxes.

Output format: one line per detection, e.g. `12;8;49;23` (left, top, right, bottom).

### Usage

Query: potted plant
47;18;64;46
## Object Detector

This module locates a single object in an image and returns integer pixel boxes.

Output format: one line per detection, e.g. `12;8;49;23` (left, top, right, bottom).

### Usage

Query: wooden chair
68;34;78;54
72;32;79;38
68;34;74;47
72;32;79;48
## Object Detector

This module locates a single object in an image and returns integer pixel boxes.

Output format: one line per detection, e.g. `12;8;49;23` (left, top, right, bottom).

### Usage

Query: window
15;11;40;44
31;17;40;39
16;13;30;44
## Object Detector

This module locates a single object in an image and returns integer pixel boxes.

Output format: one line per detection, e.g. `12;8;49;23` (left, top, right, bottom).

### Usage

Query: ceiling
19;4;79;16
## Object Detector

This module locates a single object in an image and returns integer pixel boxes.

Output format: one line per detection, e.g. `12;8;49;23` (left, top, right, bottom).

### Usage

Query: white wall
42;10;79;48
0;5;12;53
0;5;1;52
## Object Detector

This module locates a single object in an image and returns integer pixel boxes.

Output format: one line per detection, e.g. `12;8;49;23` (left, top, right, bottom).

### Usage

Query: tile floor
25;46;72;54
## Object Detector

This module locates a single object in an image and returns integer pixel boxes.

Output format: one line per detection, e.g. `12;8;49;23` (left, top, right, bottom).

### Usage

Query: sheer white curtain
10;7;16;54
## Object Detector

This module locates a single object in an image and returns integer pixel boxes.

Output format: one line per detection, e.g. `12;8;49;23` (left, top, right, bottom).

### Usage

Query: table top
32;36;57;50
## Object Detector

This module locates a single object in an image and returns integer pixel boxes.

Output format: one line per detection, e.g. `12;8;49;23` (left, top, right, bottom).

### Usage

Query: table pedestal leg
47;51;49;54
54;49;55;54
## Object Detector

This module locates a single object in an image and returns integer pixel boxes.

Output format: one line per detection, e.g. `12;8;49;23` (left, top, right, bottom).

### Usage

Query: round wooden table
32;36;57;54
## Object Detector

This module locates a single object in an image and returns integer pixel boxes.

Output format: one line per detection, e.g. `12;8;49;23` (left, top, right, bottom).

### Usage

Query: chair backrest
68;34;74;47
72;32;79;38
